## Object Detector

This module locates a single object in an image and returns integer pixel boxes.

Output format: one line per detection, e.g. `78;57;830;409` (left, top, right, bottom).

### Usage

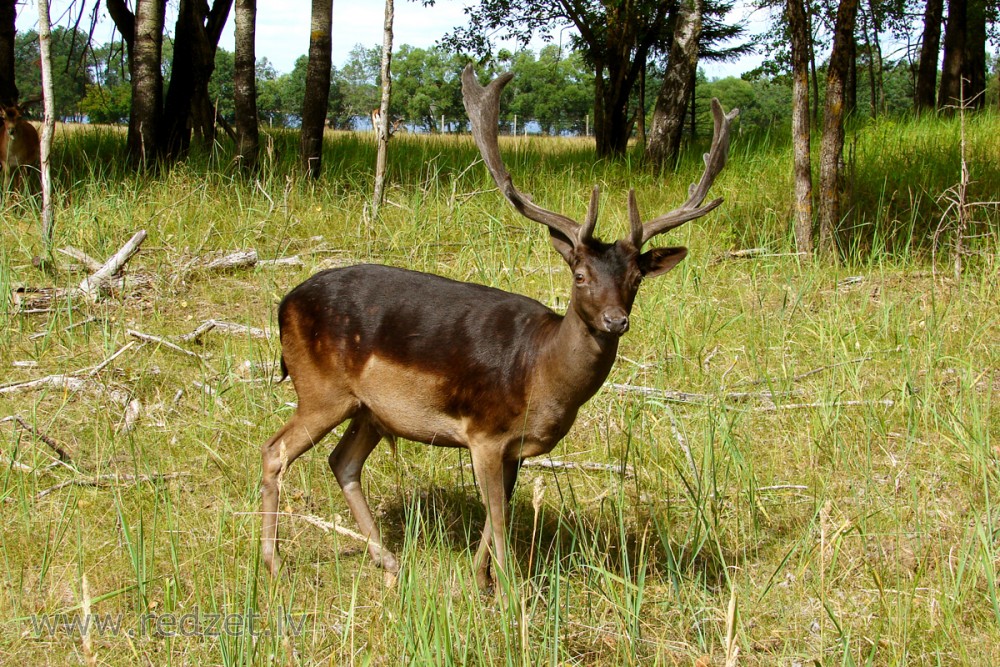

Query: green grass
0;116;997;665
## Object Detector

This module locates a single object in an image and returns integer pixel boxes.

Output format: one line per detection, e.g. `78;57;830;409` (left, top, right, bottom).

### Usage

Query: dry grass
0;120;997;665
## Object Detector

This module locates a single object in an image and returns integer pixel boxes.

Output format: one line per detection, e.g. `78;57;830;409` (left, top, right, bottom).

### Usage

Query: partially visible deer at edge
260;65;739;592
0;105;40;193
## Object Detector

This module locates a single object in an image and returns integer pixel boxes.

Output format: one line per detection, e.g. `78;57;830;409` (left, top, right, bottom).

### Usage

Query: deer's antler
461;65;599;246
639;98;740;245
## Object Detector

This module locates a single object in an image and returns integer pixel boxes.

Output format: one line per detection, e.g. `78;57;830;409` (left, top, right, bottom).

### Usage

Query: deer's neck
536;305;619;406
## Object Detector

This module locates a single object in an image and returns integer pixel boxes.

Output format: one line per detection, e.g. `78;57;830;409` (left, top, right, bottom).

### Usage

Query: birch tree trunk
129;0;166;166
36;0;56;254
234;0;259;172
788;0;813;255
300;0;333;178
645;0;702;170
817;0;859;259
371;0;394;216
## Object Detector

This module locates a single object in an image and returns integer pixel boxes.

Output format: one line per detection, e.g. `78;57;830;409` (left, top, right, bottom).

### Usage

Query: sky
26;0;765;79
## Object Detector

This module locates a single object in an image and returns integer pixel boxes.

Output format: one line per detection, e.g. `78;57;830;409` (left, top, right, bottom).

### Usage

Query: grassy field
0;115;997;665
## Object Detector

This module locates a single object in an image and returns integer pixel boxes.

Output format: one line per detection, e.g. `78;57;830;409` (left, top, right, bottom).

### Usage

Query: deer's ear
638;247;687;278
548;228;575;263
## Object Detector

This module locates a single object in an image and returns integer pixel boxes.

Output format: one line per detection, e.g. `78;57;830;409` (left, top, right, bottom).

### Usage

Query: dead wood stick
29;315;101;341
200;250;259;272
258;255;303;267
607;383;796;405
292;512;377;546
521;459;635;478
663;403;700;485
1;414;73;462
177;319;270;342
755;398;895;412
79;230;147;301
127;329;209;362
85;340;139;376
35;472;189;500
0;374;131;407
743;356;872;387
57;246;104;271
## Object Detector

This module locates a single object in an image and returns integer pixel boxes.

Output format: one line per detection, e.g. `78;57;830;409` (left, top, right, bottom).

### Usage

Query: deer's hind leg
260;402;351;577
328;412;399;573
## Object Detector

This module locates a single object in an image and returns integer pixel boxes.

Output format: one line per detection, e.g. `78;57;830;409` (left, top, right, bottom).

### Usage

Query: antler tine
640;98;740;246
461;65;583;244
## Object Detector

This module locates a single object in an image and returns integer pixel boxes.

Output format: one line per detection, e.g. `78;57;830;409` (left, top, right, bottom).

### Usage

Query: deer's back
278;264;564;446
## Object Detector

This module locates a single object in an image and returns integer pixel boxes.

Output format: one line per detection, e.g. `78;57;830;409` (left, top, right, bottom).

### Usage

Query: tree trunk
372;0;394;216
36;0;56;253
938;0;966;109
915;0;944;113
845;32;857;117
862;8;875;117
645;0;702;170
300;0;333;177
807;1;820;123
234;0;259;172
161;0;232;160
0;0;16;105
963;0;986;109
129;0;166;166
818;0;859;259
636;63;646;147
788;0;813;255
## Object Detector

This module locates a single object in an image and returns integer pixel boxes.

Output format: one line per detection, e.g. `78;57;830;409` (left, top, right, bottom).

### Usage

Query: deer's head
461;66;739;337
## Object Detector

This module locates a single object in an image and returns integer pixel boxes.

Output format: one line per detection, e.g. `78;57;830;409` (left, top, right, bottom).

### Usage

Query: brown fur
0;106;40;192
259;68;736;595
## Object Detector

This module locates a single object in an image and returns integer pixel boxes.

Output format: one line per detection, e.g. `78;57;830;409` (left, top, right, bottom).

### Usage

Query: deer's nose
602;310;629;334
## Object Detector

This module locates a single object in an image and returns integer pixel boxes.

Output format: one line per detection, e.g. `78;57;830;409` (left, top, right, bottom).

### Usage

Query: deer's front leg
471;450;517;593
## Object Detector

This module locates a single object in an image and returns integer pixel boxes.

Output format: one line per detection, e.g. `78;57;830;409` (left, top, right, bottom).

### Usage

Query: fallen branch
607;383;797;405
0;373;131;407
29;315;101;341
292;512;375;546
127;329;210;363
521;459;635;478
57;246;103;272
258;255;303;268
743;356;871;387
177;319;270;343
754;398;895;412
35;472;189;500
1;414;73;462
79;230;147;301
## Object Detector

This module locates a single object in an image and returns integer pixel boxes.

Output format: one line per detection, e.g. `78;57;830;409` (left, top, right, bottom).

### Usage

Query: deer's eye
574;272;586;285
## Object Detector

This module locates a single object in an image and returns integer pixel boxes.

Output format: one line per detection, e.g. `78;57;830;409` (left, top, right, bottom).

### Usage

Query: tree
161;0;232;158
788;0;813;254
372;0;394;215
14;28;93;119
234;0;259;172
128;0;166;164
818;0;860;258
0;0;15;105
915;0;944;112
301;0;333;177
445;0;672;157
645;0;703;169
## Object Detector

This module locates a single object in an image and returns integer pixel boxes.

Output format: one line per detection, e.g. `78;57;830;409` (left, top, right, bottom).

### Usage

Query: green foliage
14;27;92;119
501;45;594;135
390;45;466;132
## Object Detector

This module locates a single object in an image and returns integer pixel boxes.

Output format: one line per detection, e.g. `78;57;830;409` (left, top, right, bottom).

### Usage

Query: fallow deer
370;107;405;136
260;65;738;591
0;105;40;192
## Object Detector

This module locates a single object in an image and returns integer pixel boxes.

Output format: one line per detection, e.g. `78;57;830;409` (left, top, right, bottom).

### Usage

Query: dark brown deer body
260;67;738;590
0;105;40;192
